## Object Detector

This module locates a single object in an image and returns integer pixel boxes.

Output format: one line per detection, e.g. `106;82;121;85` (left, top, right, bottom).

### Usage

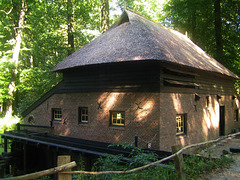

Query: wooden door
219;106;225;136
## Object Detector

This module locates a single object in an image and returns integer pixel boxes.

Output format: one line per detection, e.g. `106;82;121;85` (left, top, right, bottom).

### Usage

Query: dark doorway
219;106;225;136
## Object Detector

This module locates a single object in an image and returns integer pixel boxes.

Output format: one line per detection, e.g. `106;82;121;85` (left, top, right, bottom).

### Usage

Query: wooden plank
230;147;240;153
4;161;76;180
57;155;72;180
172;145;186;180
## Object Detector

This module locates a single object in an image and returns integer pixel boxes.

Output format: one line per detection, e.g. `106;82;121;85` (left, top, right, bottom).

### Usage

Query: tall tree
101;0;109;33
67;0;74;55
161;0;240;76
5;0;26;118
214;0;223;63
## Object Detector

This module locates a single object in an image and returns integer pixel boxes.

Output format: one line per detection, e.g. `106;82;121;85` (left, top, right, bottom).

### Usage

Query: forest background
0;0;239;127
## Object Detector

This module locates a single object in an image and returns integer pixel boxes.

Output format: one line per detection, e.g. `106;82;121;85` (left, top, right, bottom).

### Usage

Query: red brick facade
24;91;240;151
25;92;160;150
160;93;240;151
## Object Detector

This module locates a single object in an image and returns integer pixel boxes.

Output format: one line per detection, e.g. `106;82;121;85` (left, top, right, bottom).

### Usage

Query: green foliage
73;144;233;180
89;144;176;180
0;115;20;131
184;155;233;179
161;0;240;76
0;58;15;101
0;0;102;117
34;176;52;180
116;0;163;21
17;65;62;114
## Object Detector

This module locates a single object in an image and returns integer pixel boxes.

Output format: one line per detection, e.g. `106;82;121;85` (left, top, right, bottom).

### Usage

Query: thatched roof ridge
51;9;238;79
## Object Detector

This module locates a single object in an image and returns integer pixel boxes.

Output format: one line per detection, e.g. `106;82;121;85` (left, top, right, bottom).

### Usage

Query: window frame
110;111;125;127
235;109;239;122
79;107;88;124
52;108;62;121
176;114;187;135
206;96;210;108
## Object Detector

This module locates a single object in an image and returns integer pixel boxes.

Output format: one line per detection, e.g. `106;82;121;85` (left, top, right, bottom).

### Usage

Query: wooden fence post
172;145;186;180
58;155;72;180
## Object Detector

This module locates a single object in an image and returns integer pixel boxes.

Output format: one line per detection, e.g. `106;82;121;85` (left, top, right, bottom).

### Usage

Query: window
28;116;34;124
235;109;239;122
176;114;186;135
110;111;125;126
52;108;62;121
206;96;210;108
79;107;88;123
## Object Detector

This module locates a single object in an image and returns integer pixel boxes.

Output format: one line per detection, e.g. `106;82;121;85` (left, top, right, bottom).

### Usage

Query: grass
0;115;20;154
71;144;234;180
0;115;20;131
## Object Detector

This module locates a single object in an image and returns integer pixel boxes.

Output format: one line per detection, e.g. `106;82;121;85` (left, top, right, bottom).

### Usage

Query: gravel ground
199;137;240;180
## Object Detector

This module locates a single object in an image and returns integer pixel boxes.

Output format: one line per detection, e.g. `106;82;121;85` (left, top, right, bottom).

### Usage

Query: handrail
61;132;240;175
2;132;240;179
16;123;53;131
3;161;76;180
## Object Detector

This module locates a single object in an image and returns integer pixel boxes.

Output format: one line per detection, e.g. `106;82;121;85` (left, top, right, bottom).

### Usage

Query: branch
4;161;77;180
0;6;13;15
62;132;240;175
0;0;13;15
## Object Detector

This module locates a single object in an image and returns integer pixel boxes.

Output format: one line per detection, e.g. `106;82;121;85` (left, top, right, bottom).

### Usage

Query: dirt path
199;137;240;180
201;154;240;180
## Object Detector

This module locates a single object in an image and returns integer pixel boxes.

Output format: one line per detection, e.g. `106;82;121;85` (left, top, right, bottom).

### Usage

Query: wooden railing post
172;145;186;180
57;155;72;180
16;123;20;132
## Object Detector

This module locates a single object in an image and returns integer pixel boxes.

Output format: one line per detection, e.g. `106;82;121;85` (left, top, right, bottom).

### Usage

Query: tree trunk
214;0;223;63
101;0;109;33
6;0;26;118
67;0;74;56
191;10;196;43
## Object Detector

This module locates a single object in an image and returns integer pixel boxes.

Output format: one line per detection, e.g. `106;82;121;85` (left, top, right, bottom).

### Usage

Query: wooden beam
4;161;76;180
57;155;72;180
23;143;26;174
4;137;7;153
17;123;53;129
172;145;186;180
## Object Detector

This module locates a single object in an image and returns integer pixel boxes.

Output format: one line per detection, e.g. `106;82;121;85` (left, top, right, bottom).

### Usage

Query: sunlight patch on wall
58;126;70;136
178;135;186;148
235;98;240;108
114;134;121;141
171;94;182;113
98;92;123;110
135;100;154;122
202;98;219;136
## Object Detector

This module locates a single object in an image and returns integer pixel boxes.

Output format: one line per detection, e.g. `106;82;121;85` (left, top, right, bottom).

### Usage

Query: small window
79;107;88;123
28;116;34;124
52;108;62;121
235;109;239;122
206;96;210;108
110;111;125;126
176;114;186;135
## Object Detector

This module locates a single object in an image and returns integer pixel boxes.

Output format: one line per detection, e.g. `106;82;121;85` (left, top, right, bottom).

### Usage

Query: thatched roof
51;9;238;79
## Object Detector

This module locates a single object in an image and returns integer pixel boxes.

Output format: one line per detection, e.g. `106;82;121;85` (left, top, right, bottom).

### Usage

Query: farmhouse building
22;9;240;150
1;9;240;173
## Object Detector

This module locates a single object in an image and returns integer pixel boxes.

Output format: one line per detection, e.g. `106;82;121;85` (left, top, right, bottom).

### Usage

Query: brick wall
24;91;240;152
24;92;160;150
159;92;240;151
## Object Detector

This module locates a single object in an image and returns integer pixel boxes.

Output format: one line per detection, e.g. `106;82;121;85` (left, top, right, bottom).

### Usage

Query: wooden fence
3;132;240;180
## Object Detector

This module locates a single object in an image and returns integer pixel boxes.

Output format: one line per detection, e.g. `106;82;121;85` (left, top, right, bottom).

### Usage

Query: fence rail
61;132;240;176
3;132;240;180
3;161;76;180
